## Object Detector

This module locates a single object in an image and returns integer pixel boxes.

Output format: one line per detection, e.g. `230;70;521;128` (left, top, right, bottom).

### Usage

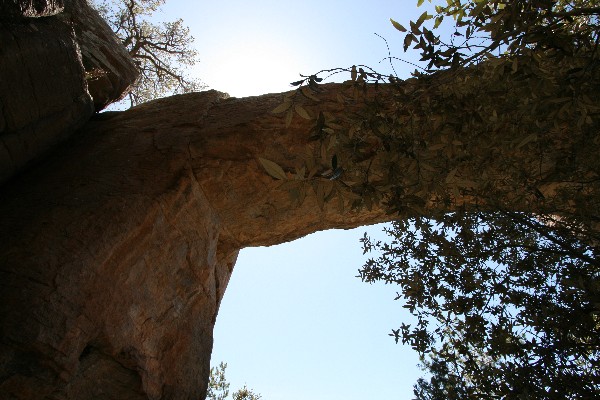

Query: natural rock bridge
1;2;393;398
0;87;393;399
1;1;594;399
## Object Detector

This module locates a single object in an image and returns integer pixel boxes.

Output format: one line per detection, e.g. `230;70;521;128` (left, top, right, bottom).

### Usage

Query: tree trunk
1;65;596;399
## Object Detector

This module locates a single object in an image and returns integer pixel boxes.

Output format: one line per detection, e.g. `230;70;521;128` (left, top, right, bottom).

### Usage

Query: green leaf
301;86;320;102
471;0;486;18
336;191;345;213
390;18;407;32
417;0;425;6
271;101;292;114
410;20;422;35
404;34;415;51
294;104;312;120
516;134;537;149
258;157;287;180
416;11;432;27
295;165;306;180
313;182;325;211
307;165;319;179
285;109;294;128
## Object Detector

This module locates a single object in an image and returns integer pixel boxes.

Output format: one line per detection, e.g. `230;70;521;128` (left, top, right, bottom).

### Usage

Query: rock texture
0;76;588;398
0;87;395;400
59;0;139;111
0;0;64;17
0;14;93;183
1;1;592;399
0;0;138;184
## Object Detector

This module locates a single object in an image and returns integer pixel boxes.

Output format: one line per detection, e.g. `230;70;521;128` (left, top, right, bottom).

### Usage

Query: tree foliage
207;362;262;400
393;0;600;69
232;386;262;400
345;1;600;398
255;0;600;398
360;212;600;398
207;362;230;400
92;0;204;106
264;0;600;221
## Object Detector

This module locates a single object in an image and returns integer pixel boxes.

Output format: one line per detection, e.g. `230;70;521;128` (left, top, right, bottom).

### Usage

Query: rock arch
1;1;594;398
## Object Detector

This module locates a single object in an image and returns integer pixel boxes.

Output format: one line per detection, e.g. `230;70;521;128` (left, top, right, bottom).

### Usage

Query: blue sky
213;226;421;400
163;0;429;97
154;1;433;398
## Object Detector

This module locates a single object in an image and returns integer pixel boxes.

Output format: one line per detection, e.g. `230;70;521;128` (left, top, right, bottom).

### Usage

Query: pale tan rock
0;87;394;399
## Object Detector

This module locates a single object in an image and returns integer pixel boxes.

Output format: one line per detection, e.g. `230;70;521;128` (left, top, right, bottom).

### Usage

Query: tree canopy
345;1;600;398
265;0;599;219
361;212;599;398
207;362;263;400
91;0;203;106
261;0;600;398
394;0;600;69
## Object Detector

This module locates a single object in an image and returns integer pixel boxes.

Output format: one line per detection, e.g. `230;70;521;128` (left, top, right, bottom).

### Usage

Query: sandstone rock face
0;15;94;183
0;0;138;184
0;88;393;399
0;0;64;17
59;0;139;111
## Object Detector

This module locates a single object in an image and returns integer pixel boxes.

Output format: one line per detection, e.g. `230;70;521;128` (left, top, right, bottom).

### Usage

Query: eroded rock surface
0;87;394;399
0;15;93;183
60;0;139;111
0;0;138;184
0;0;64;17
1;2;587;399
0;72;590;400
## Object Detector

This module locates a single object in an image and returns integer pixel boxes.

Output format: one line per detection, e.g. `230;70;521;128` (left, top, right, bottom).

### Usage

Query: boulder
0;15;93;183
59;0;139;111
0;0;64;17
0;0;138;184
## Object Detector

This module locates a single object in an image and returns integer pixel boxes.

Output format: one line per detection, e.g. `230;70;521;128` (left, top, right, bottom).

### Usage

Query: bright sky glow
165;0;427;97
199;32;307;97
154;1;433;398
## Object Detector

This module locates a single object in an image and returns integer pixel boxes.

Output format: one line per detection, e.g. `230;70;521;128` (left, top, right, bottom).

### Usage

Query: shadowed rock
0;0;138;184
0;87;393;399
0;0;64;17
1;1;596;398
